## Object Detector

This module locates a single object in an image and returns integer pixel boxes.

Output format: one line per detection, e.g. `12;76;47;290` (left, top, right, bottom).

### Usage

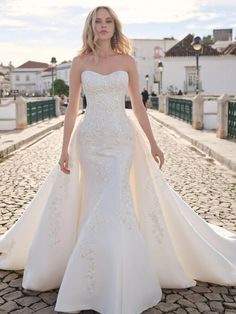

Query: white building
10;60;72;96
56;61;71;85
162;34;236;95
10;61;49;96
131;38;178;93
40;61;71;96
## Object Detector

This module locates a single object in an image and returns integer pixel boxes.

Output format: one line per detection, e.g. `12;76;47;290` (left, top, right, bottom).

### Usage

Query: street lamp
191;36;202;94
145;74;149;93
50;57;57;98
158;61;164;95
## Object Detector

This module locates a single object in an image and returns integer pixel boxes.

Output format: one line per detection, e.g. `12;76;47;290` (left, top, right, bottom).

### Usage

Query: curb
0;120;64;159
148;112;236;173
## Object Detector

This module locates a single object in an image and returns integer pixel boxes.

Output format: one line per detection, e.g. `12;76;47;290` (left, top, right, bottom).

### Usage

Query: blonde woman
1;6;236;314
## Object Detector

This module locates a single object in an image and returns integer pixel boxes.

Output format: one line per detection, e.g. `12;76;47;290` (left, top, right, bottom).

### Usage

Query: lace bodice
81;70;129;116
78;70;133;148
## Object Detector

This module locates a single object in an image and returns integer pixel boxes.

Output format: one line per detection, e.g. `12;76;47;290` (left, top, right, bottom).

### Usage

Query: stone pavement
0;112;236;313
0;116;65;160
148;109;236;173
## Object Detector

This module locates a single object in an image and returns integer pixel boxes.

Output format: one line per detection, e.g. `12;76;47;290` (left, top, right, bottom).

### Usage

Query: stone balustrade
150;94;235;139
0;96;61;131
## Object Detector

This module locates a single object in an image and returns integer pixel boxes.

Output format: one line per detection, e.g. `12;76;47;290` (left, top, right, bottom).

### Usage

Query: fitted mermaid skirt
0;71;236;314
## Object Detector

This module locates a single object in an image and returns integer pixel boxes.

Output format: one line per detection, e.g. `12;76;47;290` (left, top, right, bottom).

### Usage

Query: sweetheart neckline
81;70;128;77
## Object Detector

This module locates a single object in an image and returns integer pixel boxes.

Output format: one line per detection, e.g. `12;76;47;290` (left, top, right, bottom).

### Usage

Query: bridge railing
27;99;56;125
228;100;236;139
168;97;192;124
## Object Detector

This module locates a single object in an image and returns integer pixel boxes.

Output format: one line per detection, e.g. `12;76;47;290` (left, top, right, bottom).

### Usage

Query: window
188;72;197;86
185;66;199;92
26;75;30;81
16;75;20;81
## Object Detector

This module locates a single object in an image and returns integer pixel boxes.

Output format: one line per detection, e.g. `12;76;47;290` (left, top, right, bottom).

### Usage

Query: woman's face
94;8;115;41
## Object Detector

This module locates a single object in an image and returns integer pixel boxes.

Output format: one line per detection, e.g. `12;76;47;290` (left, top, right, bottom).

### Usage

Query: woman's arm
59;56;82;173
126;56;164;168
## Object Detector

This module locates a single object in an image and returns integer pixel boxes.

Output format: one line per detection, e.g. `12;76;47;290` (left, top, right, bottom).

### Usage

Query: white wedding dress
0;70;236;314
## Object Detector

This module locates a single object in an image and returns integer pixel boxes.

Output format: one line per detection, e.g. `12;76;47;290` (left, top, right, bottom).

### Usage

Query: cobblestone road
0;115;236;314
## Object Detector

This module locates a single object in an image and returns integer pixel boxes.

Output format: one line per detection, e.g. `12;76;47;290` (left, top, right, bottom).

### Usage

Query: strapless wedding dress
0;70;236;314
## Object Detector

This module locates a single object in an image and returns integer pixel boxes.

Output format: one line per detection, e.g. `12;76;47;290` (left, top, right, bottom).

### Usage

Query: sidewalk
148;109;236;172
0;116;65;159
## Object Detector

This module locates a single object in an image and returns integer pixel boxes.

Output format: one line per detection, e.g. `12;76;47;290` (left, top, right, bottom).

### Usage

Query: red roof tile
17;61;49;69
222;42;236;55
165;34;220;57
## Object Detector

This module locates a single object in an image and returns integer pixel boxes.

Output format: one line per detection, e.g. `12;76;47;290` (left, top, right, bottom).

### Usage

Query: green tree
50;79;69;97
202;35;214;45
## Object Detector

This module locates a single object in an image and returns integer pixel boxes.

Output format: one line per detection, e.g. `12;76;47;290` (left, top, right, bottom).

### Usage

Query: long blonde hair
78;6;132;56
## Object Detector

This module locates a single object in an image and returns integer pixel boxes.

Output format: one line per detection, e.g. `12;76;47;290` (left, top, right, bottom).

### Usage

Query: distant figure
177;89;183;95
141;88;149;109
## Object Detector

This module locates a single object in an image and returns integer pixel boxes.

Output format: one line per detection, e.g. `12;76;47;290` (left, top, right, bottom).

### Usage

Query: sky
0;0;236;67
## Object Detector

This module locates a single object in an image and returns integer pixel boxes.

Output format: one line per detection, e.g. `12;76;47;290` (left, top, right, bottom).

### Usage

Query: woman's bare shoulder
71;54;90;71
119;54;136;73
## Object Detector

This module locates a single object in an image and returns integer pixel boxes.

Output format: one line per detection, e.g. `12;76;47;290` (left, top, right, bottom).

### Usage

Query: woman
0;6;236;314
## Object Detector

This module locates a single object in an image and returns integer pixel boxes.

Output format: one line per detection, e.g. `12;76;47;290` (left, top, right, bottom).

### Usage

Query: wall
0;99;16;130
162;55;236;96
203;99;217;129
131;38;177;93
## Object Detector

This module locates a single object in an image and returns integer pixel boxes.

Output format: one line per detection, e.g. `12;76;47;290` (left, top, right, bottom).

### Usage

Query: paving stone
155;302;180;312
34;306;57;313
0;284;8;291
15;296;41;307
0;271;9;279
204;293;223;301
222;294;234;302
190;286;211;293
178;299;197;308
229;288;236;296
9;278;23;288
195;301;210;312
179;290;194;296
30;301;48;311
2;290;23;301
2;272;19;283
174;309;188;314
11;308;33;313
0;287;15;297
210;286;228;294
166;294;182;303
39;291;57;305
185;309;201;314
209;301;224;313
184;293;207;303
224;302;236;310
0;300;20;312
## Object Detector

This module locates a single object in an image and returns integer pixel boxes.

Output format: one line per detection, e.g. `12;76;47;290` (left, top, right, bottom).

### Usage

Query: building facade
131;38;178;94
162;34;236;95
10;61;49;96
9;60;72;96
